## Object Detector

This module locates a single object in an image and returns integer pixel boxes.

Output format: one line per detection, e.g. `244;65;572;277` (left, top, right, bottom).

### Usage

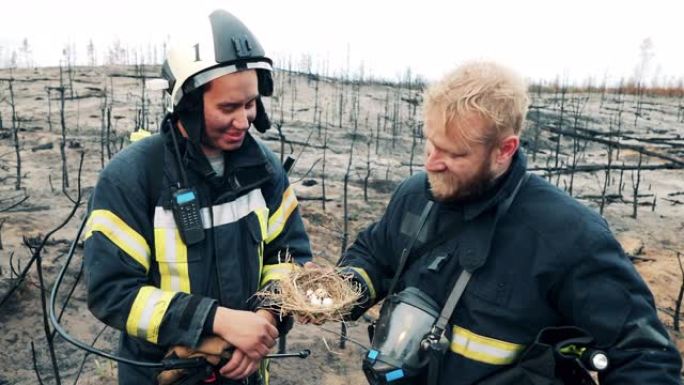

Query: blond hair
424;61;529;145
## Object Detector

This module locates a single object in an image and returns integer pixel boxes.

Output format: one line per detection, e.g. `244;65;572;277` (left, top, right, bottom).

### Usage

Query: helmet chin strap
175;88;207;153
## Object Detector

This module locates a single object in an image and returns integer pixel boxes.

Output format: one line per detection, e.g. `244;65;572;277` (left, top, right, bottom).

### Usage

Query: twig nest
256;266;362;322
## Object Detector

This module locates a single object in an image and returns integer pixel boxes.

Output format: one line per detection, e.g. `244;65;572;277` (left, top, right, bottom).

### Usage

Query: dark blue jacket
84;117;311;384
340;150;681;384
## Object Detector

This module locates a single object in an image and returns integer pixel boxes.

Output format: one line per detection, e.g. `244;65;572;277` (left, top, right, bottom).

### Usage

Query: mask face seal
363;287;445;384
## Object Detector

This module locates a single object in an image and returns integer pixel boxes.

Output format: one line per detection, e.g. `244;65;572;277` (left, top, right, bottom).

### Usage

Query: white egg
322;297;334;307
310;296;323;307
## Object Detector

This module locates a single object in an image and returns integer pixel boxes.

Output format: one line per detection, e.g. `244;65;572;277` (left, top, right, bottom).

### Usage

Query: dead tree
312;76;320;131
630;153;643;219
675;252;684;331
100;91;108;168
568;97;589;196
56;82;69;189
339;123;358;351
553;86;567;185
375;113;381;155
363;120;372;202
290;74;297;122
599;141;614;216
614;81;625;160
337;82;345;129
321;110;329;211
341;125;358;255
531;82;544;162
276;123;286;164
5;76;22;190
45;87;53;132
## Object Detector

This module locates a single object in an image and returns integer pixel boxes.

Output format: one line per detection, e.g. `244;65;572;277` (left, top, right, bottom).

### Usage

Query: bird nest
257;267;362;322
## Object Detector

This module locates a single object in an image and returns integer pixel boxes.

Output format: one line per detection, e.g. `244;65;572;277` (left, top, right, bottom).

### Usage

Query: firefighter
84;9;311;384
336;61;681;384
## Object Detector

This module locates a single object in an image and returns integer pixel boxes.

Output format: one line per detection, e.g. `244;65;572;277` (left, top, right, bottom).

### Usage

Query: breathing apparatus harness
362;172;610;385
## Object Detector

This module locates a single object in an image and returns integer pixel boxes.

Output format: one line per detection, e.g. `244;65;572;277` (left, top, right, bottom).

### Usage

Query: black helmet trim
176;61;273;106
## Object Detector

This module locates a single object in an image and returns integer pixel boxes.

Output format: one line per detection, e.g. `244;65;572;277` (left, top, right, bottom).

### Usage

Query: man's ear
496;135;519;164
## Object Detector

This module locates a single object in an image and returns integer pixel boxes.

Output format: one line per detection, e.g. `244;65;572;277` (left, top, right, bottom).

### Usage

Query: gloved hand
157;336;232;385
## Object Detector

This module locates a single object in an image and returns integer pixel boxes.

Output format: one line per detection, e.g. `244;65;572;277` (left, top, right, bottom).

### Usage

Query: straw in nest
257;267;362;322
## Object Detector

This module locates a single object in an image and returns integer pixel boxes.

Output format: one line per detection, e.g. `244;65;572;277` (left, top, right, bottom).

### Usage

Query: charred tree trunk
675;252;684;332
599;143;614;215
8;78;22;190
321;113;329;211
631;153;643;219
57;85;69;190
46;87;53;132
364;128;372;202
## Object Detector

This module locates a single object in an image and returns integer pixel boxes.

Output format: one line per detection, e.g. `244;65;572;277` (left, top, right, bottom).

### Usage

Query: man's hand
212;307;278;360
219;348;261;380
256;308;277;326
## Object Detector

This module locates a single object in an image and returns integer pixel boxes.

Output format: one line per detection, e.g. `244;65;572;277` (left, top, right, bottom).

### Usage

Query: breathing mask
363;287;449;385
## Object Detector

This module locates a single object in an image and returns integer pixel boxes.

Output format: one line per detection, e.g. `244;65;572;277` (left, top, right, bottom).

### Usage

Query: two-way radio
169;120;205;245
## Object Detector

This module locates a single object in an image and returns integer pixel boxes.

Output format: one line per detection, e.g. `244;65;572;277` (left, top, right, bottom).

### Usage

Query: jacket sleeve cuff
201;303;218;337
160;295;217;349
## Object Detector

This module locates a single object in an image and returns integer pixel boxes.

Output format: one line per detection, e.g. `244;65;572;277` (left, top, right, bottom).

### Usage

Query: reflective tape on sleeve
450;326;525;365
260;263;299;288
126;286;176;344
266;186;298;244
85;209;151;272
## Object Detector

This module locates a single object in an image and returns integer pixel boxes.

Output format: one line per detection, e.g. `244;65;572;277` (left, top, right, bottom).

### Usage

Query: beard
427;158;497;202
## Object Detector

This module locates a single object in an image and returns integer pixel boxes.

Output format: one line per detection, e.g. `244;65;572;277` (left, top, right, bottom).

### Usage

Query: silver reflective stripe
201;189;267;227
154;189;267;230
154;207;177;229
451;326;524;365
163;228;181;291
183;60;272;103
136;289;162;338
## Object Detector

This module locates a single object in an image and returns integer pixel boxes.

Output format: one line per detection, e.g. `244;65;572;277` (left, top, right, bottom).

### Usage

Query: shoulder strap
147;136;166;216
426;173;529;385
386;200;434;296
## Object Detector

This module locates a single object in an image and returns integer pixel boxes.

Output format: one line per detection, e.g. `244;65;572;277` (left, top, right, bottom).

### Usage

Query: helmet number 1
193;43;201;62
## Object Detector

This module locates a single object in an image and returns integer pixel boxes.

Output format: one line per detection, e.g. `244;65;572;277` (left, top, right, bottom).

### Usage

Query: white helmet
160;9;274;133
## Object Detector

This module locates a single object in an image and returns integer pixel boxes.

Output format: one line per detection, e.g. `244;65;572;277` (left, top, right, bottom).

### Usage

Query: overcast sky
2;0;682;85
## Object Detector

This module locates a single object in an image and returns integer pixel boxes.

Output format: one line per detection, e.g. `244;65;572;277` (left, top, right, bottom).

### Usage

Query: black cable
48;214;179;369
168;119;189;188
49;209;309;370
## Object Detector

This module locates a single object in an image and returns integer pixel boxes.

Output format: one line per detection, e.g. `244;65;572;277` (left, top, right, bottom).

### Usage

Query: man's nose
424;149;447;172
234;108;251;130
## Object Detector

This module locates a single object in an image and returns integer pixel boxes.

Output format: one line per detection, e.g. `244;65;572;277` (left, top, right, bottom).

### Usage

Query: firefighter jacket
84;117;311;384
339;150;681;384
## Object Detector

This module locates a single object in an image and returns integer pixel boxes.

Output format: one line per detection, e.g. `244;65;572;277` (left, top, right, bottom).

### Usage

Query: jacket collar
424;149;528;221
462;149;527;221
161;115;272;194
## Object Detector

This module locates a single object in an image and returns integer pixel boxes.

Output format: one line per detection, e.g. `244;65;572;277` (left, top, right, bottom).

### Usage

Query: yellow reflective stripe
450;326;525;365
350;267;376;303
85;209;151;272
260;263;298;288
260;358;270;385
126;286;175;344
265;186;298;244
153;226;190;293
254;207;269;280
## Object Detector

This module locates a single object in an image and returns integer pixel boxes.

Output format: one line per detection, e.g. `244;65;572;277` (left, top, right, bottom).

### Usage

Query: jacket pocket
212;211;265;308
153;207;197;293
